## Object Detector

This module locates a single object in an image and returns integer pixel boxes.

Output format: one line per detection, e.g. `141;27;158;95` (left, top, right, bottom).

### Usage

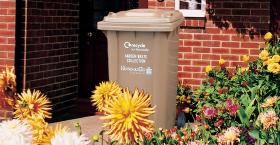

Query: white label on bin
121;41;152;76
120;65;152;75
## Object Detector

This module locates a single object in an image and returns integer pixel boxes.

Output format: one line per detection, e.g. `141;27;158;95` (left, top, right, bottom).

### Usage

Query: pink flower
214;119;224;127
226;99;239;116
203;106;218;119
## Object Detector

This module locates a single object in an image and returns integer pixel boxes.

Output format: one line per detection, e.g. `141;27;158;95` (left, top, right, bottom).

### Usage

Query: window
175;0;206;17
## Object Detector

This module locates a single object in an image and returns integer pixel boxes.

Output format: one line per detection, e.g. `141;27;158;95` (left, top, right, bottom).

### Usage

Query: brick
223;2;241;8
179;33;193;39
193;73;206;79
222;42;240;48
205;28;221;34
0;1;15;8
212;48;230;54
179;46;192;52
241;43;260;48
232;9;250;15
231;35;250;41
212;35;230;41
203;41;220;47
184;79;202;85
202;54;220;60
178;60;191;65
230;49;249;54
193;47;211;53
184;41;202;47
242;3;261;8
178;72;192;78
192;60;211;66
183;66;201;72
183;53;202;60
194;34;211;40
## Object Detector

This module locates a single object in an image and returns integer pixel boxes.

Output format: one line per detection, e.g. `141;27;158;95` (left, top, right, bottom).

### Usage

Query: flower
101;88;155;144
214;119;224;127
267;63;280;74
272;55;280;63
91;134;100;142
205;65;212;74
263;58;274;66
241;67;249;73
226;99;238;116
217;127;240;145
0;66;16;107
27;117;49;144
51;131;90;145
188;140;203;145
257;109;279;130
40;124;70;144
203;106;217;119
264;32;273;41
259;50;269;61
219;59;225;65
0;119;33;145
242;55;250;63
261;96;278;108
91;81;122;112
14;89;52;120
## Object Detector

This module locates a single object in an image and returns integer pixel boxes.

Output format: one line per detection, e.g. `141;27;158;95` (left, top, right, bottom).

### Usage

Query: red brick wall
0;0;15;120
149;0;269;88
18;0;79;117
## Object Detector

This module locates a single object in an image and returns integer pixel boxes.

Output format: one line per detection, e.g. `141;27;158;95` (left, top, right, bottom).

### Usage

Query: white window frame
175;0;206;18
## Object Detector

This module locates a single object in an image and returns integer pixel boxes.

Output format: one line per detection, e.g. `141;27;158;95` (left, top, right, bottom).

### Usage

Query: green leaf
249;129;260;140
237;108;249;126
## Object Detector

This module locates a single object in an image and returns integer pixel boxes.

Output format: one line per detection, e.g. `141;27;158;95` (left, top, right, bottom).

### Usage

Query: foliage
139;32;280;145
176;83;196;128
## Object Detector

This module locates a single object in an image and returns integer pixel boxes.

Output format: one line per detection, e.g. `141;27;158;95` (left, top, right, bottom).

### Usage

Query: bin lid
98;9;184;32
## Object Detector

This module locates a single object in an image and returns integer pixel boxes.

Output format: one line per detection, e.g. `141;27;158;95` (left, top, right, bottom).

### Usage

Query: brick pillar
149;0;270;88
0;0;16;120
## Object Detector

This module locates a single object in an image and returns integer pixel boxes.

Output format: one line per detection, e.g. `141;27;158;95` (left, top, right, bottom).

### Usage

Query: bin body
98;9;183;129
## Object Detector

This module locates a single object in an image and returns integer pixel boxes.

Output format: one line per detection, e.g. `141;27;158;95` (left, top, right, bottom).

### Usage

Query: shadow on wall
271;0;280;34
206;0;270;38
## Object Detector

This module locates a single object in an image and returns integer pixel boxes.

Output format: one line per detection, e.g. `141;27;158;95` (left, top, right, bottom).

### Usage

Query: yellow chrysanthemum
242;55;250;63
14;89;52;120
261;96;278;108
219;59;225;65
91;81;122;112
264;32;273;41
27;117;49;145
272;55;280;63
241;67;249;73
101;88;155;144
259;50;269;61
258;110;279;130
263;58;274;66
0;66;16;107
205;65;212;74
267;63;280;74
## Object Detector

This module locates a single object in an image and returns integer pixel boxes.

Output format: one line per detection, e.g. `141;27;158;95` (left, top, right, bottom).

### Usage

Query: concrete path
50;115;107;144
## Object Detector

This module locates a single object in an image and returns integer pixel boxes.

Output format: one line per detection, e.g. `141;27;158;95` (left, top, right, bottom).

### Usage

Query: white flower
51;131;90;145
0;119;32;145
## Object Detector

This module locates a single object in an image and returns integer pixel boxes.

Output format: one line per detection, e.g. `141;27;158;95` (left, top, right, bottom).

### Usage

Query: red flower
203;106;218;119
241;81;248;87
208;77;215;85
214;119;224;127
195;115;202;122
218;88;224;94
